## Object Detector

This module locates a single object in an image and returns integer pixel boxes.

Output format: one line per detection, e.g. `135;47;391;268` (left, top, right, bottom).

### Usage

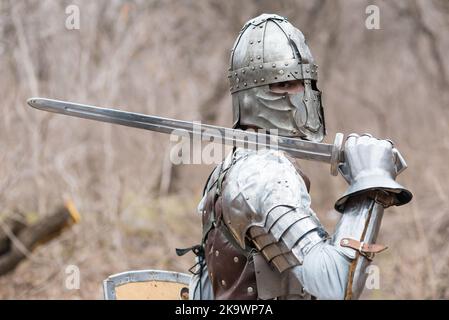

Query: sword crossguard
330;133;344;176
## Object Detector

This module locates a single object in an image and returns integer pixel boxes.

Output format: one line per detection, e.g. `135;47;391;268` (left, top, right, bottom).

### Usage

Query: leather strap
340;238;388;260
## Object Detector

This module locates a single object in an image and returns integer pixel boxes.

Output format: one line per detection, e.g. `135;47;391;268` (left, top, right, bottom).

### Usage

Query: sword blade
27;97;337;165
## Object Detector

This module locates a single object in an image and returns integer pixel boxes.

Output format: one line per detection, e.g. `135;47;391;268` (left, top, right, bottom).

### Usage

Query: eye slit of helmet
269;80;304;94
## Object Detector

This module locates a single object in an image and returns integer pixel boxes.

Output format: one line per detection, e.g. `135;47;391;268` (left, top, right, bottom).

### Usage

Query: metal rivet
272;63;276;68
259;25;263;28
233;257;239;263
306;69;310;73
342;239;349;245
254;79;257;83
250;40;254;44
294;71;298;74
305;98;308;102
285;63;289;66
282;96;286;99
215;250;219;257
221;280;226;286
247;287;254;294
244;82;247;86
242;69;246;74
261;78;265;82
259;64;263;69
257;40;261;43
234;72;237;76
292;129;298;134
279;70;284;75
251;66;255;70
257;55;261;59
250;58;254;62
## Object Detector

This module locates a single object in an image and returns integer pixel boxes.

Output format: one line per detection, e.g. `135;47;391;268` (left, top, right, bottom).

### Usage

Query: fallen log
0;200;80;276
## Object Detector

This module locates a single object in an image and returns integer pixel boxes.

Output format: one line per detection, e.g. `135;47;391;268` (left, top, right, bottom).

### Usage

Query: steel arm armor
221;148;387;299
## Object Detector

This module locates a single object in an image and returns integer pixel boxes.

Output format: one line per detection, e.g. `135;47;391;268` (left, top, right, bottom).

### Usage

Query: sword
27;97;406;176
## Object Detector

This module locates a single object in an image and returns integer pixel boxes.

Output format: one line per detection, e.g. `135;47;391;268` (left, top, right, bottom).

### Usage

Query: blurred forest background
0;0;448;299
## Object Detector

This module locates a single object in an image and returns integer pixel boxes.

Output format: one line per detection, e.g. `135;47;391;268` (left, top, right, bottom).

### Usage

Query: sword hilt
330;133;408;177
330;133;344;176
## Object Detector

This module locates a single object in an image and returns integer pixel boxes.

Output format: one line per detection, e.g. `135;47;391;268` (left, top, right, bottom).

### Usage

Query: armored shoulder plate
221;149;316;246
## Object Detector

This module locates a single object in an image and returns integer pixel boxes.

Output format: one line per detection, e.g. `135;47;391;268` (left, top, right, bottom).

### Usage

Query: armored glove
335;134;412;212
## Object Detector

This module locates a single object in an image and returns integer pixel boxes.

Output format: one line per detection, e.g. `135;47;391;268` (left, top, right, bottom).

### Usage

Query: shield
103;269;191;300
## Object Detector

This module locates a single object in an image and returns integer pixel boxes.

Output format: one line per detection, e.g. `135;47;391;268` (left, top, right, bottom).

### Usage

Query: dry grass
0;0;448;299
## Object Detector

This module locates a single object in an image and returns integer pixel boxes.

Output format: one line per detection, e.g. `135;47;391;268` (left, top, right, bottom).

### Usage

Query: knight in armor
187;13;412;300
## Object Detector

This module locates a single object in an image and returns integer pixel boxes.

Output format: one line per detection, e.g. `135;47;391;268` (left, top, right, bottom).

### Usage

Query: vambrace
330;193;387;299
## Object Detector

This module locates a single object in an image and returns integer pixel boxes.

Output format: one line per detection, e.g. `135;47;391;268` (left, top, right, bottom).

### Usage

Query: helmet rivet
279;70;284;75
250;58;254;62
254;79;257;83
221;280;226;286
259;64;263;69
242;69;245;74
234;72;237;76
306;69;310;73
257;40;261;43
244;82;247;86
282;96;286;99
272;63;276;68
257;55;261;59
251;66;255;71
261;78;265;82
305;98;308;102
250;40;254;44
